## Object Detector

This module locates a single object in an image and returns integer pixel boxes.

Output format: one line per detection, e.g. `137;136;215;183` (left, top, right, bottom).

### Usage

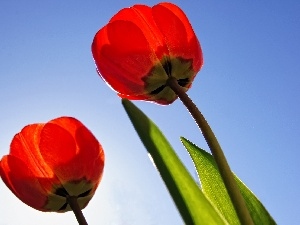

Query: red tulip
92;2;203;105
0;116;104;212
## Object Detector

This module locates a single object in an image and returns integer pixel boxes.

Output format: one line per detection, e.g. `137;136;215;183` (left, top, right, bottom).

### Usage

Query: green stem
167;77;254;225
67;196;88;225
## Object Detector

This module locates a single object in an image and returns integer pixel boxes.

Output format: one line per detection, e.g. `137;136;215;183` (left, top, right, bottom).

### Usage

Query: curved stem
167;77;254;225
67;196;88;225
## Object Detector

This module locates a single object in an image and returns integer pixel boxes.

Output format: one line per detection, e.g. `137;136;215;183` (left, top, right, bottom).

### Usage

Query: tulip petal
93;21;155;96
9;124;50;175
0;155;48;210
38;118;79;181
39;117;104;192
110;5;169;58
74;125;104;183
9;124;58;191
152;3;203;71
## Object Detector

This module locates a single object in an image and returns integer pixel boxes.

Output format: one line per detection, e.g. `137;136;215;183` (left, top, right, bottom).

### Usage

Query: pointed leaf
122;99;227;225
181;137;276;225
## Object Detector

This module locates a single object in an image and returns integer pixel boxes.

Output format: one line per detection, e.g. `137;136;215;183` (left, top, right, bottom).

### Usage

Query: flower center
45;180;94;212
54;186;92;211
142;56;195;102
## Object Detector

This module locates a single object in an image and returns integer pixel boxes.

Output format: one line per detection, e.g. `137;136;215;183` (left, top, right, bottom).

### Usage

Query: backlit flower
92;2;203;105
0;116;104;212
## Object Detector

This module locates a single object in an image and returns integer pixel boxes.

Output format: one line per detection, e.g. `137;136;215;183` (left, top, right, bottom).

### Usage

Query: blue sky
0;0;299;224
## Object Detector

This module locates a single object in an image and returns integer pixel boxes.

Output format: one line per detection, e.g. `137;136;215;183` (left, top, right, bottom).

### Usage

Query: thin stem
167;77;254;225
67;196;88;225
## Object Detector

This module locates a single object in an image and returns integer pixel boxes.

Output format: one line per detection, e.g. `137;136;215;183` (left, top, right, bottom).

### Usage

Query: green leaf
181;137;276;225
122;99;227;225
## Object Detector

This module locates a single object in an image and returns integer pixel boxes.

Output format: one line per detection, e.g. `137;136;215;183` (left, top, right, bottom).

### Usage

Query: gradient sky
0;0;299;224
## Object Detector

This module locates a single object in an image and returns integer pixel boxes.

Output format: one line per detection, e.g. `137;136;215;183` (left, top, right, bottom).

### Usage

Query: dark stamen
78;189;92;198
150;85;166;95
58;202;68;211
163;59;172;76
55;187;69;197
178;78;189;87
